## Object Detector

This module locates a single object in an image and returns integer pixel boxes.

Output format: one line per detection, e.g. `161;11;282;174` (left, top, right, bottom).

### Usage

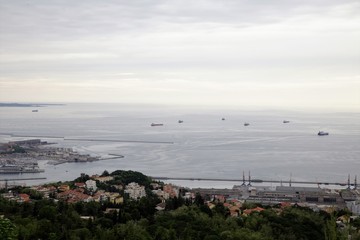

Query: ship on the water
283;120;290;123
32;109;38;112
318;131;329;136
244;123;250;126
178;120;183;123
151;123;164;127
0;164;45;174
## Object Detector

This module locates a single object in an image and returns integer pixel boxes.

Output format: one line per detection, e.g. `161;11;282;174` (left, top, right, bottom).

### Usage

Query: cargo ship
318;131;329;136
0;164;45;174
151;123;164;127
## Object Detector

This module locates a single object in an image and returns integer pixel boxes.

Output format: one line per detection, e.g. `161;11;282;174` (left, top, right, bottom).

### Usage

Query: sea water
0;103;359;188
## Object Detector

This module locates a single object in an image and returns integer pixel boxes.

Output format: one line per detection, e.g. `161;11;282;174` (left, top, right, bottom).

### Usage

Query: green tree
0;217;17;240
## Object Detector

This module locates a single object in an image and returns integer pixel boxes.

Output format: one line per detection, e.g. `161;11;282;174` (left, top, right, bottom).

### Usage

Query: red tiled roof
243;207;265;215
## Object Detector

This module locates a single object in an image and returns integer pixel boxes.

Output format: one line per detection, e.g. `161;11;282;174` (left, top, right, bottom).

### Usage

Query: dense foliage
110;170;152;187
1;196;358;239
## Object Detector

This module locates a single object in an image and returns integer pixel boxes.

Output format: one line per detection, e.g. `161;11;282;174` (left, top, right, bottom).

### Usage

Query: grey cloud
1;0;358;39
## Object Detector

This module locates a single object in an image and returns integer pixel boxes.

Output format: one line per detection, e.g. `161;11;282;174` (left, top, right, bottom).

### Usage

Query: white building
152;189;170;200
125;182;146;200
85;180;97;192
346;201;360;215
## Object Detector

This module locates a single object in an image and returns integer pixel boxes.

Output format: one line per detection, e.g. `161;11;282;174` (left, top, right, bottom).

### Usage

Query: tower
354;175;357;190
247;171;251;186
241;171;246;186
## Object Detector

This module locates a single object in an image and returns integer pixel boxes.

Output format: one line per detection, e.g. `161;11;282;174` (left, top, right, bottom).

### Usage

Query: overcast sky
0;0;359;110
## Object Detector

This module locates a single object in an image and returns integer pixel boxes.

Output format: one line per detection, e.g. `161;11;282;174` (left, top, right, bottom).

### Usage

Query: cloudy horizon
0;0;359;110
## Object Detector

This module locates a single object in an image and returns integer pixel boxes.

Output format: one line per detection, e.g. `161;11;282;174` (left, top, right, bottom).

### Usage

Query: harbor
0;139;124;174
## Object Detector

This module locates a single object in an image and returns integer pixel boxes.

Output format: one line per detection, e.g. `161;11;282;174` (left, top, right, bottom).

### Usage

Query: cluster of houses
1;174;181;208
2;171;360;221
1;192;31;203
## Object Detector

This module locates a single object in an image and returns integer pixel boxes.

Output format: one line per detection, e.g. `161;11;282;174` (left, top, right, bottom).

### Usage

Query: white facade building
125;182;146;200
346;201;360;216
85;180;97;192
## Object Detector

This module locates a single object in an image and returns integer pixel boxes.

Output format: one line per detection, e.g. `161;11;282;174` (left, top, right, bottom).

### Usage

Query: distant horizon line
0;101;359;113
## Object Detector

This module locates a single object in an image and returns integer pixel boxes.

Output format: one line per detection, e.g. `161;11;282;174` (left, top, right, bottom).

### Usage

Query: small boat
32;110;38;112
151;123;164;127
318;131;329;136
283;120;290;123
222;118;225;121
178;120;183;123
244;123;250;126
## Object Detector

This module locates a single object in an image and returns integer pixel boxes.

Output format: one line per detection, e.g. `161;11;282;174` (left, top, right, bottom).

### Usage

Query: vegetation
0;170;359;240
110;170;152;187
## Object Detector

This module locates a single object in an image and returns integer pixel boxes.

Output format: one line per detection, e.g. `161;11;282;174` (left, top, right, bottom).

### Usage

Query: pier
0;133;174;144
65;138;174;144
0;177;47;190
0;177;47;181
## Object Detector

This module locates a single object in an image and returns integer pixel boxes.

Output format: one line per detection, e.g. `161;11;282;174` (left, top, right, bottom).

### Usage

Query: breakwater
0;133;174;144
152;176;358;188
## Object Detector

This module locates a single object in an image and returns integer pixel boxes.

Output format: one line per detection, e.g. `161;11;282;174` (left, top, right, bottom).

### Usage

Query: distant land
0;103;65;107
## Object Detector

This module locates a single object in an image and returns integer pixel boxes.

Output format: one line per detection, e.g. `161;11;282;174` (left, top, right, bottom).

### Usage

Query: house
207;202;216;209
163;184;179;198
93;176;114;183
243;207;265;216
151;183;161;189
75;182;86;188
85;180;97;192
346;201;360;215
57;189;93;203
125;182;146;200
30;185;56;198
229;205;241;217
58;185;70;192
18;193;30;203
104;208;120;214
112;185;123;190
152;189;170;200
156;202;166;211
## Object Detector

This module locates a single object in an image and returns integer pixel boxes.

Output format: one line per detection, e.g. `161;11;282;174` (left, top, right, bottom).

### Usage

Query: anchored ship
0;164;45;174
318;131;329;136
151;123;164;127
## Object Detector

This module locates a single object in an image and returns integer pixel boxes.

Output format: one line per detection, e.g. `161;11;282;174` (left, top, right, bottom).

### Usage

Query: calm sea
0;103;359;188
